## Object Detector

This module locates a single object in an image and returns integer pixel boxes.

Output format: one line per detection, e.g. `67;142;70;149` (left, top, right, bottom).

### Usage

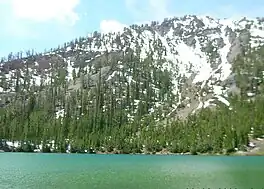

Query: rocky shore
234;138;264;156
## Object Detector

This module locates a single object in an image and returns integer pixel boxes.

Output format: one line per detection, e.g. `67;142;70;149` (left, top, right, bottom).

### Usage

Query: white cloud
8;0;80;25
0;0;80;39
100;20;127;34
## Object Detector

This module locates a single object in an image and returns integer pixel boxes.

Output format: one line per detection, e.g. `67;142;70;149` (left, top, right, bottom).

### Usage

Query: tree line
0;37;264;155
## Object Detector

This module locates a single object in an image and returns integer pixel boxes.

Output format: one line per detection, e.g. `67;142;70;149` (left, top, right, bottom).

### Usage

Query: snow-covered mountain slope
1;15;264;119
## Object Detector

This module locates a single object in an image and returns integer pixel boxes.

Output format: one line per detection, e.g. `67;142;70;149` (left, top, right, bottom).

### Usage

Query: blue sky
0;0;263;58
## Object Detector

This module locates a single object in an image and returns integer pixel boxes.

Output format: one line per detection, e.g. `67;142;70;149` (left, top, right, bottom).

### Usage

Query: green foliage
1;30;264;155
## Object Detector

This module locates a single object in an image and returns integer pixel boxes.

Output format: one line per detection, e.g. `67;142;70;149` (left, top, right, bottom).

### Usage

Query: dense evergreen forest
1;18;264;154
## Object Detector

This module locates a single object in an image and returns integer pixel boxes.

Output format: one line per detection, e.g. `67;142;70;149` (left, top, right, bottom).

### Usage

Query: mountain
1;15;264;154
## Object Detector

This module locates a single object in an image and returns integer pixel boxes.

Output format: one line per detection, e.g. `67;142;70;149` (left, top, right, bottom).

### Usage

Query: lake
0;153;264;189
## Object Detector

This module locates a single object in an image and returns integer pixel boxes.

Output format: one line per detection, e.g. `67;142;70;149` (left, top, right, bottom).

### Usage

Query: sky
0;0;264;58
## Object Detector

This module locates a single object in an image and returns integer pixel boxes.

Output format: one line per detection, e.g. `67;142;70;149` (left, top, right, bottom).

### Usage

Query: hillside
0;15;264;154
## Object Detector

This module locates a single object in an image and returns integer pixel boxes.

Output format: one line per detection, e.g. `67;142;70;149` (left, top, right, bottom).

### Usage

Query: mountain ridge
2;15;264;114
1;15;264;154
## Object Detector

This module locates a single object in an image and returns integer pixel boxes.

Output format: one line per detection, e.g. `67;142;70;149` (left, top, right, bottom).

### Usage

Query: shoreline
1;149;264;156
1;138;264;156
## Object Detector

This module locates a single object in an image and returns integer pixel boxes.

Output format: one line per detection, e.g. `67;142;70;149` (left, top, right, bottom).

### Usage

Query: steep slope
1;16;264;117
1;15;264;153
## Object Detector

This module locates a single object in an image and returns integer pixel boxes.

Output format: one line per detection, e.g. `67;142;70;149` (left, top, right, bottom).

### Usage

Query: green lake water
0;153;264;189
